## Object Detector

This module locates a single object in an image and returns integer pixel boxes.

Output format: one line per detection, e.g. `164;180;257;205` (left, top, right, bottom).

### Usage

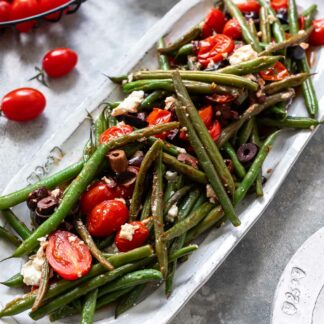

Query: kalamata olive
177;153;199;168
34;210;50;226
287;45;305;60
237;143;258;163
27;187;50;211
224;159;234;173
116;114;148;128
128;151;144;167
36;196;59;216
116;166;139;187
276;9;288;24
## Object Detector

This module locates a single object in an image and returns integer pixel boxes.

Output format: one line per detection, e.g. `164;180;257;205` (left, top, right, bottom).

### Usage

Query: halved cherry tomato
236;0;260;13
42;48;78;78
46;230;92;280
198;105;213;128
114;221;150;252
201;8;226;38
198;34;235;67
270;0;288;11
223;19;242;40
146;108;172;139
0;1;11;22
39;0;69;20
208;120;222;142
100;124;134;144
309;18;324;46
11;0;39;33
259;61;289;81
87;200;129;237
299;16;305;31
1;88;46;122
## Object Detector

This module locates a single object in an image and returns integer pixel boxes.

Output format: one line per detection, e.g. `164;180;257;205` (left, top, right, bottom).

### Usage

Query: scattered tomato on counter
0;0;11;22
10;0;39;33
39;0;69;20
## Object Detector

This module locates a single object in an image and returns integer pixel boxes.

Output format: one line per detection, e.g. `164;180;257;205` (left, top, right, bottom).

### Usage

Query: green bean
49;304;78;321
172;71;236;197
94;106;110;147
12;123;178;257
152;150;168;279
266;104;288;120
302;4;317;29
96;235;114;250
234;131;280;205
123;79;241;96
163;174;181;204
130;139;163;221
258;116;322;129
162;153;207;184
96;287;133;310
157;38;170;70
259;26;314;56
131;71;259;91
141;189;152;221
217;89;295;147
288;0;299;35
1;209;31;240
255;172;264;197
75;218;114;271
217;56;282;75
148;136;185;157
0;225;21;247
164;186;192;217
191;193;207;211
109;76;127;83
238;118;255;146
224;0;261;52
223;143;246;179
115;284;145;318
81;289;98;324
176;43;195;57
169;244;199;262
260;7;271;43
158;25;201;54
140;90;168;111
1;273;24;288
248;18;258;38
32;259;50;311
83;137;95;163
0;161;83;210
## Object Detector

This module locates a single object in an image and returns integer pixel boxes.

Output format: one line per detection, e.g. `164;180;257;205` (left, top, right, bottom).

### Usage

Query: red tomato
11;0;39;33
39;0;69;20
208;120;222;142
87;200;129;237
198;34;234;67
1;88;46;122
0;1;11;22
236;0;260;13
299;16;305;31
146;108;172;140
42;48;78;78
46;230;92;281
259;61;289;81
223;19;242;40
270;0;288;11
198;105;213;128
201;8;226;38
309;19;324;46
100;124;134;144
114;221;150;252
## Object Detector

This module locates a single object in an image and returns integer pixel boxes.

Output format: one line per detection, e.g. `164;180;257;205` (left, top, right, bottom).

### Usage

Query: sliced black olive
116;114;148;128
27;187;50;211
276;9;288;24
115;166;139;187
287;45;305;60
36;196;59;216
237;143;258;163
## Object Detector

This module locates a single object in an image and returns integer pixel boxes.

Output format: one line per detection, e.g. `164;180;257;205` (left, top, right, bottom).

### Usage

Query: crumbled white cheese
300;42;309;50
229;45;258;66
165;171;178;181
21;241;47;286
115;197;126;205
167;204;178;222
119;223;140;241
51;189;61;199
180;127;187;132
257;31;262;37
206;184;217;204
298;30;306;35
111;91;144;116
127;73;134;83
165;96;176;110
176;147;187;154
68;235;77;243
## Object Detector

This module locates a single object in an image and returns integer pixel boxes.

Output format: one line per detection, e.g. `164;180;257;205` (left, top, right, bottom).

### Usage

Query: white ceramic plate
0;0;323;323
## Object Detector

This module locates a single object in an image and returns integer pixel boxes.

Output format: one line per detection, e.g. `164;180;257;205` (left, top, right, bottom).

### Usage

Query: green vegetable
1;273;24;288
157;37;170;70
1;209;31;240
140;90;168;111
258;116;322;128
260;7;271;43
164;186;191;217
223;143;246;179
81;289;98;324
32;259;50;311
0;225;21;247
288;0;299;35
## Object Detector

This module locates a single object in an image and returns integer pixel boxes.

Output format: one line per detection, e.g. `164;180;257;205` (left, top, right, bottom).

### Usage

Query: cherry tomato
146;108;172;140
11;0;39;33
114;221;150;252
42;48;78;78
201;8;226;38
208;120;222;142
309;18;324;46
46;230;92;280
198;34;235;67
223;19;242;40
299;16;305;31
270;0;288;11
1;88;46;122
39;0;69;20
100;124;134;144
236;0;260;13
198;105;213;128
87;200;129;237
0;1;11;22
259;61;289;81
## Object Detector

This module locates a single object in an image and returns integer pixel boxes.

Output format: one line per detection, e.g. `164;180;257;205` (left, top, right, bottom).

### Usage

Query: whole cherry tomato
259;61;289;81
100;124;134;144
0;1;11;22
114;221;150;252
1;88;46;122
198;34;234;67
46;230;92;280
146;108;172;139
208;120;222;142
42;48;78;78
223;19;242;40
198;105;213;128
39;0;69;20
11;0;39;33
201;8;226;38
87;200;129;237
309;18;324;46
236;0;260;13
270;0;288;11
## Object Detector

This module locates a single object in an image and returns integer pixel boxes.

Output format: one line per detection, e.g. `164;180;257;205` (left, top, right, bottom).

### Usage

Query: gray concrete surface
1;1;323;323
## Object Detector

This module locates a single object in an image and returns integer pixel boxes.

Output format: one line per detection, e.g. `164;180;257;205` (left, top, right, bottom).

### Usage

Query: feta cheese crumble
111;91;144;116
229;45;258;66
167;204;178;222
119;223;140;241
165;171;178;181
165;96;176;110
206;184;217;203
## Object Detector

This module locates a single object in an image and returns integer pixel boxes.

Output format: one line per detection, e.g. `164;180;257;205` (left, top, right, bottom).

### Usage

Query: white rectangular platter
0;0;323;323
